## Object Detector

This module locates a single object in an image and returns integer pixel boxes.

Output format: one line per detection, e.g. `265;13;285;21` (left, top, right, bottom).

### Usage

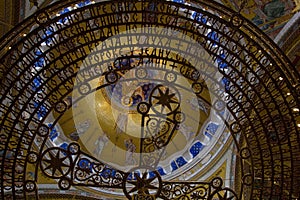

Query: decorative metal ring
164;71;177;83
240;147;251;159
137;102;151;114
192;82;203;94
55;101;67;113
210;177;223;189
34;11;50;25
123;166;162;199
230;14;244;28
136;68;148;79
58;177;71;190
27;151;39;164
24;180;37;192
78;82;91;95
37;124;49;137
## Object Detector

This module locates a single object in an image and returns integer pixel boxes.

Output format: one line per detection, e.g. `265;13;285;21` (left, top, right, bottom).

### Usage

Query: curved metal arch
0;0;299;199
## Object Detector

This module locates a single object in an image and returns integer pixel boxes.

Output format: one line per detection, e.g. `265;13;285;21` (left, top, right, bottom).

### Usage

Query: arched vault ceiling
0;0;300;199
221;0;299;39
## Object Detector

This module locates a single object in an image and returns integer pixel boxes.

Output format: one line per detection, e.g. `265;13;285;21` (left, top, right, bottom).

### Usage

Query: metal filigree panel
0;0;299;199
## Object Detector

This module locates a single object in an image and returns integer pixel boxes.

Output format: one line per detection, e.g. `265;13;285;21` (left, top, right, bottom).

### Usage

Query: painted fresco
221;0;296;38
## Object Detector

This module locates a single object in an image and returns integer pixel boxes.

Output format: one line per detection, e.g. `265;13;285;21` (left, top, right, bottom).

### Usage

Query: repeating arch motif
0;0;299;199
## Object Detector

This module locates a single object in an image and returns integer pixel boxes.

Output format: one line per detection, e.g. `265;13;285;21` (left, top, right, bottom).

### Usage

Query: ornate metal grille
0;0;299;199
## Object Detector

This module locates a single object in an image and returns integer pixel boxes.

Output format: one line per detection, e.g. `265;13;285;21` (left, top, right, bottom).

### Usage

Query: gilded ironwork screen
0;0;299;199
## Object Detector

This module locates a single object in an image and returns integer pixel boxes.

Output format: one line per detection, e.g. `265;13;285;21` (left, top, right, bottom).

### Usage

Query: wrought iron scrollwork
161;182;211;199
158;177;237;200
0;0;299;199
40;143;126;189
123;166;162;199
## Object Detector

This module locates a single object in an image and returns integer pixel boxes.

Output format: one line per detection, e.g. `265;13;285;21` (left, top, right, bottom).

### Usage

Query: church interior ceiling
0;0;299;199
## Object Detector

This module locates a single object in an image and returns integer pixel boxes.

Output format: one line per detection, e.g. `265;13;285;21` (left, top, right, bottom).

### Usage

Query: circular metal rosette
55;101;67;113
149;85;181;115
24;180;37;192
123;166;162;199
210;177;223;190
27;152;39;164
0;0;298;199
40;147;72;179
37;124;50;137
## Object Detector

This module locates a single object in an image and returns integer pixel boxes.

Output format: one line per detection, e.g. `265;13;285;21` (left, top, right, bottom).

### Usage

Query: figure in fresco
112;113;129;152
76;119;91;134
262;0;287;21
118;80;145;104
178;123;196;140
225;0;294;37
94;133;109;156
186;97;209;114
251;0;294;31
125;139;136;165
115;113;128;142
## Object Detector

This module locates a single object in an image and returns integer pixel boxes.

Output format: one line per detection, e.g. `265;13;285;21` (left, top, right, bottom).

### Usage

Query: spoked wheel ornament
40;148;72;178
123;166;162;200
0;0;299;199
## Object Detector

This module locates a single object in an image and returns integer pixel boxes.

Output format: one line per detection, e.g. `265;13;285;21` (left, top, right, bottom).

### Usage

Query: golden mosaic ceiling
0;0;299;199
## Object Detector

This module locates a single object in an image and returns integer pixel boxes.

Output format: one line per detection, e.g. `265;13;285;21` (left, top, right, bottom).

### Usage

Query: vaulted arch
0;0;299;199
